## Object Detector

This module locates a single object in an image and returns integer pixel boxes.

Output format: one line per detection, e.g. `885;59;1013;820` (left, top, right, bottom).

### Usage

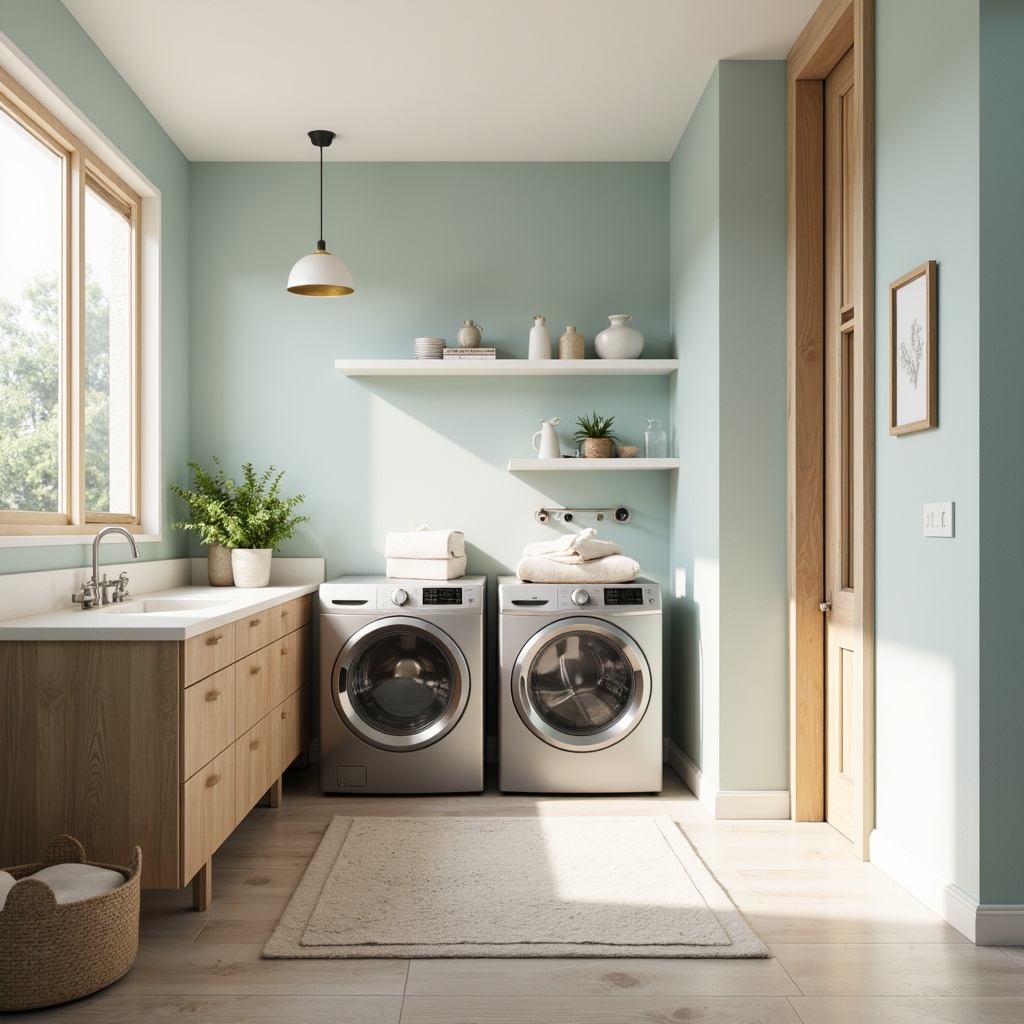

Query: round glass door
333;617;469;752
511;617;650;752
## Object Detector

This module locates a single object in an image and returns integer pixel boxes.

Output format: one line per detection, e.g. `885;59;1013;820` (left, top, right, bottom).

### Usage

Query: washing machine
498;575;662;794
320;575;485;793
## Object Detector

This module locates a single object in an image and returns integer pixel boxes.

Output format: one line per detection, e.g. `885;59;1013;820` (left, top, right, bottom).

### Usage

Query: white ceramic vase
457;320;482;348
595;314;644;359
230;548;273;588
528;315;551;359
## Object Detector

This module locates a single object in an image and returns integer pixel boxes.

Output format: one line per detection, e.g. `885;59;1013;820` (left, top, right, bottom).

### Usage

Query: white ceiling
59;0;817;162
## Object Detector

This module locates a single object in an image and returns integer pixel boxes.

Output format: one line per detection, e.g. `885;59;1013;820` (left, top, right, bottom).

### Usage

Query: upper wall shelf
335;359;679;377
507;458;679;472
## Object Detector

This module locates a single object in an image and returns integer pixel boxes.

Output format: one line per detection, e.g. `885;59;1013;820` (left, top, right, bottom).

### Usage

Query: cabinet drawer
268;624;313;710
234;646;272;736
184;624;236;686
181;747;236;883
182;666;236;781
235;714;276;816
269;594;313;643
234;609;271;660
277;683;311;768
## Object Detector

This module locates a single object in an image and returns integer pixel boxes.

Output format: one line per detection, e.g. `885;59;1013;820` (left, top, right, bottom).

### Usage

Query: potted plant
573;411;619;459
222;462;310;588
170;458;237;585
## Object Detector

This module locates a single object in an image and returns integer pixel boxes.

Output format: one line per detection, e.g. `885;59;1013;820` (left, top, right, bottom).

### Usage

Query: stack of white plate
414;337;446;359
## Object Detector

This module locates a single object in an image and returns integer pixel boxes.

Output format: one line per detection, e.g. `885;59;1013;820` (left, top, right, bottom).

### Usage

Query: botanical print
894;273;927;426
899;318;923;388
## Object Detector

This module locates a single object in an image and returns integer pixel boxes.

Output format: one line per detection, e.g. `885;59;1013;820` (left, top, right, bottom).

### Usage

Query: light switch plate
924;501;954;538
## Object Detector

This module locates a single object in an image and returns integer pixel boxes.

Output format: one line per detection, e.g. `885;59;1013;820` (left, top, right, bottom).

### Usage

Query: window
0;66;140;536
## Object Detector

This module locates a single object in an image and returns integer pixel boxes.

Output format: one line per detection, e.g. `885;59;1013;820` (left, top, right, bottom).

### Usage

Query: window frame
0;64;141;537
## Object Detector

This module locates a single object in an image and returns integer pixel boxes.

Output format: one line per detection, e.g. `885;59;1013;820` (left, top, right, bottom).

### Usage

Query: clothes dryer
320;575;484;793
498;576;662;794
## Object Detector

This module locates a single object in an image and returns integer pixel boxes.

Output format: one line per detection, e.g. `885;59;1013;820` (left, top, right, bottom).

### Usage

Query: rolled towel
522;527;621;564
385;527;465;560
386;555;467;581
515;553;640;584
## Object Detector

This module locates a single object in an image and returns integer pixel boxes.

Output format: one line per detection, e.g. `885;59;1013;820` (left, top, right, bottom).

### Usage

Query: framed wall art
889;260;937;435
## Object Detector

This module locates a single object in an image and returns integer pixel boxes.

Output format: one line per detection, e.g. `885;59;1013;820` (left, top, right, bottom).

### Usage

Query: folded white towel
522;527;621;564
0;863;125;910
515;554;640;584
387;555;467;581
385;527;466;560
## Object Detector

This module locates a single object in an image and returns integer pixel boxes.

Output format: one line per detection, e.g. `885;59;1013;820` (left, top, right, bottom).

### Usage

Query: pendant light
287;130;354;296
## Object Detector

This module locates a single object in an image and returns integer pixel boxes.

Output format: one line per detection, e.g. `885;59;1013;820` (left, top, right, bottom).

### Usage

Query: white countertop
0;584;319;641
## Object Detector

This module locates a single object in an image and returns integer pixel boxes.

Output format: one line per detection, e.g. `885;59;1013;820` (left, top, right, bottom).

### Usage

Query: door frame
786;0;875;857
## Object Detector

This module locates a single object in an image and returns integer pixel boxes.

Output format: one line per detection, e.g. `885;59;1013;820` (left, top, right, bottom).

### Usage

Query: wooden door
823;47;858;842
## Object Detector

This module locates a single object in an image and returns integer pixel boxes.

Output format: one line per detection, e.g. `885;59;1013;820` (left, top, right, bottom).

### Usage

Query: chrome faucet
72;526;141;608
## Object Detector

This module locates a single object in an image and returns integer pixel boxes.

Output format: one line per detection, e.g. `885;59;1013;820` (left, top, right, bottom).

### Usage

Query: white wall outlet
923;501;954;538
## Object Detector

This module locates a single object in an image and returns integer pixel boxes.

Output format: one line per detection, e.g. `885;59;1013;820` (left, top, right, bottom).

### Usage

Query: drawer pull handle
206;634;224;646
205;689;221;702
250;738;261;750
249;617;262;626
281;608;290;616
206;774;222;788
281;648;289;656
281;709;288;719
250;665;261;675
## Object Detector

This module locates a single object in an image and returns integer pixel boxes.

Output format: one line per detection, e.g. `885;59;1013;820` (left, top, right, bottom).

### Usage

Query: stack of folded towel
385;527;467;580
516;527;640;584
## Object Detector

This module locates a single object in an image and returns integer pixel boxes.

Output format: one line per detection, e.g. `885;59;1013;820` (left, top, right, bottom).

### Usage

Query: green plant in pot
222;462;310;588
573;411;619;459
170;458;238;586
171;459;309;588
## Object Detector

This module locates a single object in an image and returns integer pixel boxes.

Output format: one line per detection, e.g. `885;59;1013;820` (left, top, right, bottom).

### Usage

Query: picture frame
889;260;937;435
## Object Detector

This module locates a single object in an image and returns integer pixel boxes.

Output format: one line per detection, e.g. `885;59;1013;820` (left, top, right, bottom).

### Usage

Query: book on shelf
442;347;497;359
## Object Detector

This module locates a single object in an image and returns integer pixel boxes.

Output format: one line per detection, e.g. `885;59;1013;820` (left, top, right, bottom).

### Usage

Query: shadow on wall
669;592;703;770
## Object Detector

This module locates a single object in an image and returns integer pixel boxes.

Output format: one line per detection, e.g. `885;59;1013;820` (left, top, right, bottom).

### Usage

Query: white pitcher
532;417;561;459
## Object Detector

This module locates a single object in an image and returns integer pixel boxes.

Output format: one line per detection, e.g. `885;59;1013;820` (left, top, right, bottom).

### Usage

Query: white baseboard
665;741;789;819
976;904;1024;946
869;829;988;944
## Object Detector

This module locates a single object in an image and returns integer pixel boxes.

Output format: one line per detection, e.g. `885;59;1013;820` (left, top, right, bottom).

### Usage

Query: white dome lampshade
287;130;354;297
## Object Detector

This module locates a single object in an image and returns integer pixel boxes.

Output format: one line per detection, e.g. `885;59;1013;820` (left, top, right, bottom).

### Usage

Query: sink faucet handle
113;572;131;603
72;580;99;608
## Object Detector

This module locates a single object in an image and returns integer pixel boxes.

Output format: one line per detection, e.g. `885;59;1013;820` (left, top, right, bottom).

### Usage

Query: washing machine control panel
377;583;483;611
555;583;661;610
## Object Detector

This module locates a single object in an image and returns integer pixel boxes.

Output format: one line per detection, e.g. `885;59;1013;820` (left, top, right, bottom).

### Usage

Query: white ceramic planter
230;548;273;588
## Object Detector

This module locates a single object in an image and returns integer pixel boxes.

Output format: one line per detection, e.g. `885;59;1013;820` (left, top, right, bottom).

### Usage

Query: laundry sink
96;597;230;614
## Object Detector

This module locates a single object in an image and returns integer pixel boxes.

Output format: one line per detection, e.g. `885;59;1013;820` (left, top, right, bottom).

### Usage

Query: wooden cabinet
0;591;314;910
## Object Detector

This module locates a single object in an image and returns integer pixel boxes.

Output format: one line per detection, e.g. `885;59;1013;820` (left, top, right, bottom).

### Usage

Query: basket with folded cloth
385;526;466;580
0;835;142;1011
516;527;640;583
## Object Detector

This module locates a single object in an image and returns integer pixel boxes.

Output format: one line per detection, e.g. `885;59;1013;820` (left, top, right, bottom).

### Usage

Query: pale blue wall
978;0;1024;905
874;0;981;899
668;62;788;795
0;0;191;574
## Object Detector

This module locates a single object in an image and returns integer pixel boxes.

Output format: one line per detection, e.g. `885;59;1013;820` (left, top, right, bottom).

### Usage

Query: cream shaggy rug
263;815;767;959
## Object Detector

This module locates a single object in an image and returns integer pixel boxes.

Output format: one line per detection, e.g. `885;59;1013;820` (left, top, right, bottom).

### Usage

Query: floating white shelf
335;358;678;377
507;458;678;472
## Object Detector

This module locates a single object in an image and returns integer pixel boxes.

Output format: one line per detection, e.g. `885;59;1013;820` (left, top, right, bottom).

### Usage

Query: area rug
263;815;767;959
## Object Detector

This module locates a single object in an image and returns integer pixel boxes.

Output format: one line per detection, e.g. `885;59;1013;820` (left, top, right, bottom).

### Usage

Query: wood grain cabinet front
0;589;315;911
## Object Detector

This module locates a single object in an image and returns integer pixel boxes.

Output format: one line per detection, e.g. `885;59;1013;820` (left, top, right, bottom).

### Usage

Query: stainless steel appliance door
332;616;470;752
510;617;650;751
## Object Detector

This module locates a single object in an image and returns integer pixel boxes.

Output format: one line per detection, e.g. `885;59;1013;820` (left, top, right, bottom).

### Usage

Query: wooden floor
10;765;1024;1023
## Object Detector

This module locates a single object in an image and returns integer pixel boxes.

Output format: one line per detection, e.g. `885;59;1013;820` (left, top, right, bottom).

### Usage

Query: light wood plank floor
9;766;1024;1023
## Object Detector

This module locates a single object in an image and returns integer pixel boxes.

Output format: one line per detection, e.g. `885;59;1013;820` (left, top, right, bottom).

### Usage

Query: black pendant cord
318;143;325;250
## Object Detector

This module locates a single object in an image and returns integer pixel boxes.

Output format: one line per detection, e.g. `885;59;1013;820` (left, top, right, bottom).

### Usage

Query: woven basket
0;835;141;1012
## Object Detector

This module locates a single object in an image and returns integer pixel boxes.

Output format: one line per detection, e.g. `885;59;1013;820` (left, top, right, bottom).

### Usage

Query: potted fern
223;462;310;588
170;458;237;585
573;411;619;459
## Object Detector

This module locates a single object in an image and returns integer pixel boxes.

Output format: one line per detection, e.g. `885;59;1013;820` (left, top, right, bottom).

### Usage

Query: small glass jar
644;419;668;459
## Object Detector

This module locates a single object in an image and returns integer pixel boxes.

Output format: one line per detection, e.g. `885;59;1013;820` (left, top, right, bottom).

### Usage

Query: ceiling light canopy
287;130;354;297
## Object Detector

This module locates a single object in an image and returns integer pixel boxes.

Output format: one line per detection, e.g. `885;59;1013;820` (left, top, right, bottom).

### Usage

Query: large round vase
230;548;273;588
595;314;644;360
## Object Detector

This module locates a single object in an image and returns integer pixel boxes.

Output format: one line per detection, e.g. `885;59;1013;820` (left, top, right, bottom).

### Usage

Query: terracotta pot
207;544;234;586
581;437;614;459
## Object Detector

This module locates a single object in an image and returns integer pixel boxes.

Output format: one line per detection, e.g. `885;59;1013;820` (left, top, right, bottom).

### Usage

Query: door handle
820;601;832;613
